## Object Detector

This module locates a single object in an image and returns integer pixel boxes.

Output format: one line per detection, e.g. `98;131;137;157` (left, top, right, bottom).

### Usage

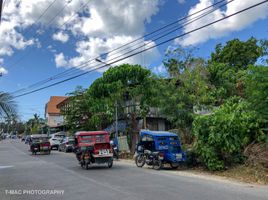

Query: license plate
99;149;109;155
176;153;182;159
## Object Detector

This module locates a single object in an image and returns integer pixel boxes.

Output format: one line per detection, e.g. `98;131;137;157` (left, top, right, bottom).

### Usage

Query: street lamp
95;58;118;140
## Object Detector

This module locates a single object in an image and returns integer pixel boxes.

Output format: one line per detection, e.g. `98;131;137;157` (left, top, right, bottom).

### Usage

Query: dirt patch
211;164;268;185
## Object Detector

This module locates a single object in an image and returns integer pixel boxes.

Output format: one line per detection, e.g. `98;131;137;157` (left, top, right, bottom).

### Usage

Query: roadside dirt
118;159;268;185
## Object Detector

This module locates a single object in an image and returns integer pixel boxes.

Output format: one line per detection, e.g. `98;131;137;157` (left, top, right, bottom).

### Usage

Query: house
45;96;67;131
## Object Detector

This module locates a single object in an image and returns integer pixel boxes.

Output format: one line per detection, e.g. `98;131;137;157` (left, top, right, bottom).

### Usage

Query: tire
85;162;90;170
170;162;179;169
48;150;51;155
153;159;162;170
108;158;113;168
80;162;84;168
135;154;145;168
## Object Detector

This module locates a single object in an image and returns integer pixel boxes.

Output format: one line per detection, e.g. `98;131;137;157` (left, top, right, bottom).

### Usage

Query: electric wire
13;0;268;98
11;0;233;95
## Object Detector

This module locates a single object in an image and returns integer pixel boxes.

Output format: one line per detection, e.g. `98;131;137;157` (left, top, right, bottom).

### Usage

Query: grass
212;164;268;185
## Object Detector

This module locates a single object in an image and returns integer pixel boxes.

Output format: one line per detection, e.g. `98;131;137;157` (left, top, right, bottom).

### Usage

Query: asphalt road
0;139;267;200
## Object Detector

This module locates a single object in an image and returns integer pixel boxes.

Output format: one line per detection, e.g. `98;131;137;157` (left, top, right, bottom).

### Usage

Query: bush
193;97;261;171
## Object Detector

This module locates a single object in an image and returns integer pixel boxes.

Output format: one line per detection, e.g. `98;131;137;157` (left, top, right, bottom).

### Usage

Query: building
45;96;67;131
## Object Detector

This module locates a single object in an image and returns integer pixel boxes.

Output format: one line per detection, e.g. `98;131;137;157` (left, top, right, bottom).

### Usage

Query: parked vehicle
58;137;75;152
74;131;113;169
49;132;66;150
49;138;61;150
136;148;163;170
29;134;51;155
135;130;186;169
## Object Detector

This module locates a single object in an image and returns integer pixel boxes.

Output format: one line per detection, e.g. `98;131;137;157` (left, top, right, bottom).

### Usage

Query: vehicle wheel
108;158;113;168
80;162;84;168
85;162;90;170
170;162;179;169
48;150;51;155
135;154;145;168
153;159;162;170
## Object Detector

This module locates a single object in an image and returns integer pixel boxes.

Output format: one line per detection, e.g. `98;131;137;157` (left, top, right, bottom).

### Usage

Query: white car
49;138;62;150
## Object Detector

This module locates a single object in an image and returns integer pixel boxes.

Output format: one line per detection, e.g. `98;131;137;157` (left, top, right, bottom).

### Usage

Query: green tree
210;37;262;69
245;65;268;124
0;92;17;118
88;64;155;152
208;37;266;103
193;97;261;170
159;48;213;143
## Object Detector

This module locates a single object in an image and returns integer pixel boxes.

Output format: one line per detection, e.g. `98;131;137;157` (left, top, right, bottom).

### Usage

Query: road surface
0;139;267;200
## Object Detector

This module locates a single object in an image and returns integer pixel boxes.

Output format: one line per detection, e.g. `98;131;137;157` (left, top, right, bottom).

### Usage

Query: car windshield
168;145;181;153
68;140;75;144
32;137;49;143
80;135;94;143
95;135;106;143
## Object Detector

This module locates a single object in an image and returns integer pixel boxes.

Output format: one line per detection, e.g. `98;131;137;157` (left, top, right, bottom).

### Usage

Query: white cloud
0;67;8;75
177;0;268;46
55;53;67;67
54;0;161;71
63;36;160;72
178;0;186;4
1;0;161;71
52;31;69;43
151;64;167;75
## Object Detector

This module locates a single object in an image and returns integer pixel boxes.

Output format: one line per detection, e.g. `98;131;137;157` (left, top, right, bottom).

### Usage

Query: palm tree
0;92;17;118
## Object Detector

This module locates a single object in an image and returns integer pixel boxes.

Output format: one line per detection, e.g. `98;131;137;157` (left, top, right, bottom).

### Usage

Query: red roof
46;96;67;114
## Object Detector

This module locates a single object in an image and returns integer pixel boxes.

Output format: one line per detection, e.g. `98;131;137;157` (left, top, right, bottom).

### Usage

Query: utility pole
95;58;118;140
115;101;118;139
0;0;3;25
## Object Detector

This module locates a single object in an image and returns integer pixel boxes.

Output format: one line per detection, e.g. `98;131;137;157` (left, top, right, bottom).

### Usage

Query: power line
4;0;71;67
51;0;234;79
11;0;237;96
10;0;92;95
11;0;232;95
13;0;268;98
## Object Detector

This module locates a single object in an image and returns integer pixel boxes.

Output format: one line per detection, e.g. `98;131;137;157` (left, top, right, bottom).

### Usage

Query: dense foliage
59;37;267;170
193;97;261;170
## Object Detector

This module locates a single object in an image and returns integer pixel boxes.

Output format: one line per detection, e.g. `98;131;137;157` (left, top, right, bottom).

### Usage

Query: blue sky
0;0;267;121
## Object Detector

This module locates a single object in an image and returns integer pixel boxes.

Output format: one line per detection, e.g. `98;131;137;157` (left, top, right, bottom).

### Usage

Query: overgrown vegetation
61;37;267;171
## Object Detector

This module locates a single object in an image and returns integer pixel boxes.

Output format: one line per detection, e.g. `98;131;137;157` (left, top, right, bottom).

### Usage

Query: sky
0;0;267;121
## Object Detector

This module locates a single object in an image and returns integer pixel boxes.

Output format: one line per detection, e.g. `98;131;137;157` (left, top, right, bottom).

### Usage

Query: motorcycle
110;140;119;159
112;145;119;159
135;146;163;170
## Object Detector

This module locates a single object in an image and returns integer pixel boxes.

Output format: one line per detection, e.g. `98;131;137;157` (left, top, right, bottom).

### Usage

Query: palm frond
0;92;17;119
